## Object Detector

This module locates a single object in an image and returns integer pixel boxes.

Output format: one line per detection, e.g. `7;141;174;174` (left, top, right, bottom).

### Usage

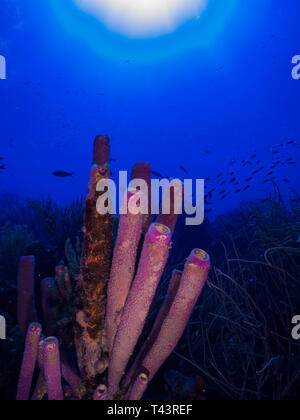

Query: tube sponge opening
189;248;211;270
148;223;171;244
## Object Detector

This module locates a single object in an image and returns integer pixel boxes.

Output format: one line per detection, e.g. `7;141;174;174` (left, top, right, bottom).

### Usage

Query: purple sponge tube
17;256;38;337
93;384;108;400
17;322;42;400
128;373;149;400
108;223;172;396
43;337;64;400
141;249;210;382
106;189;145;354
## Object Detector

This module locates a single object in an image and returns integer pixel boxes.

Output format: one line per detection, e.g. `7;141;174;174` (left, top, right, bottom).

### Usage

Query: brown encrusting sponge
76;135;113;390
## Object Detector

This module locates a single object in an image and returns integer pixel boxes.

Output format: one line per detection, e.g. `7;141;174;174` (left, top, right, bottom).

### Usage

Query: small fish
287;141;295;145
124;59;131;63
233;182;239;186
262;179;270;184
283;179;289;183
219;190;226;195
52;171;73;178
220;195;227;200
235;189;241;193
244;185;250;191
216;173;222;178
287;161;296;165
0;157;3;161
110;158;117;162
0;165;6;170
179;165;189;175
245;177;253;182
230;177;236;183
220;180;226;185
259;166;265;171
205;150;212;155
152;170;166;178
252;170;259;175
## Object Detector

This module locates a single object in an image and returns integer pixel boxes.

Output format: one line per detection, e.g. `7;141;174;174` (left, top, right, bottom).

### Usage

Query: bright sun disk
73;0;208;37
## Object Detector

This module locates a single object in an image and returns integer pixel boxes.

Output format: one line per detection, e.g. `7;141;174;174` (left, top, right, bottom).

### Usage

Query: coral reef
0;223;35;285
28;196;85;264
15;135;210;400
1;183;299;400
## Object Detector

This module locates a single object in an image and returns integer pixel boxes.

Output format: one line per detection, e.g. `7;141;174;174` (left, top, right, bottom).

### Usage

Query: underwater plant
171;192;300;400
0;222;35;286
28;196;85;263
16;135;211;400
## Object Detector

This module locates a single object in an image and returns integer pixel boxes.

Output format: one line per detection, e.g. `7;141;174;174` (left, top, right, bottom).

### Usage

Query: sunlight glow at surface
73;0;208;37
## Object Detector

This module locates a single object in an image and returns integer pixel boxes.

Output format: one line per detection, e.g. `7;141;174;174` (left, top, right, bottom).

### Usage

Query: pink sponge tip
20;256;35;265
188;249;211;270
147;223;171;245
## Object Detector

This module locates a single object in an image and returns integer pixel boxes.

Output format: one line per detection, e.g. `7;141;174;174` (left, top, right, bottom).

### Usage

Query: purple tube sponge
17;256;38;337
131;162;152;233
32;336;47;401
106;189;145;354
108;223;172;397
93;384;108;400
17;322;42;400
139;249;210;383
123;269;182;389
43;337;64;400
128;373;149;401
61;362;84;400
157;179;184;235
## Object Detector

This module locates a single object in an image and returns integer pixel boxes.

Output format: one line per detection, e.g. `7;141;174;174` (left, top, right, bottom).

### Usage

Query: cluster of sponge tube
16;135;211;400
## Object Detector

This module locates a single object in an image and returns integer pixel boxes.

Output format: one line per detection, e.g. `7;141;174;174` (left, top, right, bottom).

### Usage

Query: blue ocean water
0;0;299;215
1;1;300;402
